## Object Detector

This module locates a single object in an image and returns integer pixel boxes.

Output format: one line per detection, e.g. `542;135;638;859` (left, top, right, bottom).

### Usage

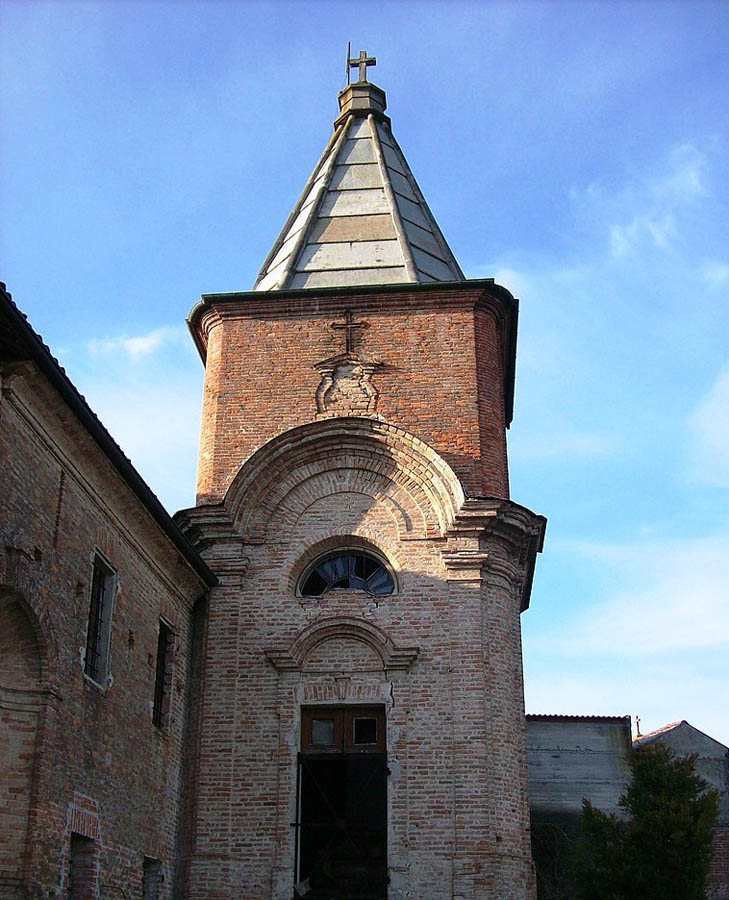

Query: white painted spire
254;61;464;291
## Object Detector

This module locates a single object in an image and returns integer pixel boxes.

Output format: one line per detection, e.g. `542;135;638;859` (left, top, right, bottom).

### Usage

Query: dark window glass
143;857;164;900
300;552;394;597
353;717;377;745
312;718;336;745
68;833;97;900
84;555;114;684
301;706;385;754
153;620;173;728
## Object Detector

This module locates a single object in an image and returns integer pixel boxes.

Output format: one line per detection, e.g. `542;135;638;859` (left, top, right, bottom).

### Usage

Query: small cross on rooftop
349;49;376;84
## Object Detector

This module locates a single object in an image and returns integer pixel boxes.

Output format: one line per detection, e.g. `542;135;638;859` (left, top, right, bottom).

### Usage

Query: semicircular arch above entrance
224;417;465;541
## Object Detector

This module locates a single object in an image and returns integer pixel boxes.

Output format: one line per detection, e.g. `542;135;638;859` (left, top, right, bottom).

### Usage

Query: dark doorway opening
297;707;387;899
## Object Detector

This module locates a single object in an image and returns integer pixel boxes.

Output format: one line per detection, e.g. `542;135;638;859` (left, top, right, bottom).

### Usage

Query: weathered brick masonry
3;65;547;900
192;283;515;505
4;59;727;900
0;288;214;899
177;279;545;899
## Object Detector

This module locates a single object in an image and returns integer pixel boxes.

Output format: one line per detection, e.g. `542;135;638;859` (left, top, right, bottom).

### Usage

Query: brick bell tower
177;52;546;900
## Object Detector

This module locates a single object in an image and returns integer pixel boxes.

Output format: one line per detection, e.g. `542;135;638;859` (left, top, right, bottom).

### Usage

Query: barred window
152;620;173;728
84;554;115;685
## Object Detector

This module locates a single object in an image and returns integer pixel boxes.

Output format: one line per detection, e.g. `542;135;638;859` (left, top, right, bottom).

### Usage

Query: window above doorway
298;551;395;598
301;706;386;754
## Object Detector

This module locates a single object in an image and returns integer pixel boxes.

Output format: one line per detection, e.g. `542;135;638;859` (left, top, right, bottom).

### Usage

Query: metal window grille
296;707;388;898
84;559;108;682
153;620;172;728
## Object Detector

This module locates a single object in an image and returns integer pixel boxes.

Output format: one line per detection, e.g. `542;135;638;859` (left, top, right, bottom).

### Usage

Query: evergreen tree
574;743;719;900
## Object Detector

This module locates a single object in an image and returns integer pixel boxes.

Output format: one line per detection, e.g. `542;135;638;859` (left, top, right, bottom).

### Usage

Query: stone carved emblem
315;355;381;416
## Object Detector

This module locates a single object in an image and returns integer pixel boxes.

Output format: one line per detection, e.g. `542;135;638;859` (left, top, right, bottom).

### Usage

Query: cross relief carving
331;309;368;356
316;309;381;417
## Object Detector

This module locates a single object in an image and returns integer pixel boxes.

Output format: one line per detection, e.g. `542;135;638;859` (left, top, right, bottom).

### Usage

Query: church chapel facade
0;56;547;900
176;58;546;899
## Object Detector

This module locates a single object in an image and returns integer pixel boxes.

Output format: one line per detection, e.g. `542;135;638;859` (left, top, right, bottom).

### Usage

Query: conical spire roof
254;69;464;291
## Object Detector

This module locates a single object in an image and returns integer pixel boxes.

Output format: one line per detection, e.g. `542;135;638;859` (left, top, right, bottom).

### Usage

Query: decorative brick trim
265;616;419;673
69;793;101;841
174;505;249;577
441;498;546;608
223;417;465;541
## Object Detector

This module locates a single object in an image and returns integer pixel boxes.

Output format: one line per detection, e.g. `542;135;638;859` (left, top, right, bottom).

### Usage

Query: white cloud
524;531;729;744
701;260;729;290
88;325;185;361
69;324;203;512
490;267;532;298
652;143;707;203
90;380;202;512
576;142;708;257
610;212;677;257
545;534;729;653
688;365;729;487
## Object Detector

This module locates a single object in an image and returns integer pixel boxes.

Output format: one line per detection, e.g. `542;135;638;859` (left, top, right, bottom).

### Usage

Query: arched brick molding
264;468;421;541
224;417;465;541
0;591;45;892
265;616;419;674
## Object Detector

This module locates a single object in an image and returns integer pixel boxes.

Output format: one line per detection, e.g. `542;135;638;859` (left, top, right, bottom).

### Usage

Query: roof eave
1;285;217;589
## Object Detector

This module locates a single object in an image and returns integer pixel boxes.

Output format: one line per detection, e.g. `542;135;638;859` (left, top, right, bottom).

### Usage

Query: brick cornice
173;504;249;578
442;497;547;609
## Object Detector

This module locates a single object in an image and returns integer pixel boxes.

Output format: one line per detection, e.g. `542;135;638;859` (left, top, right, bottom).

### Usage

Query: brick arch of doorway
0;587;50;893
0;586;53;689
264;615;420;674
222;415;466;542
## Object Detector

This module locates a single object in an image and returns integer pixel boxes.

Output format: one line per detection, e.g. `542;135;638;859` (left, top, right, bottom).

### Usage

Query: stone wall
527;716;632;816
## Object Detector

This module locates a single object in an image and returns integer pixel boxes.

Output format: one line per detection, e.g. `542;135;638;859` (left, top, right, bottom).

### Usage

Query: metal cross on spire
347;47;376;84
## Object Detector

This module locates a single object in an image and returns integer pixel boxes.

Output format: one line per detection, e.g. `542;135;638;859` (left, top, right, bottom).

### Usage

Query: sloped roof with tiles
254;63;464;291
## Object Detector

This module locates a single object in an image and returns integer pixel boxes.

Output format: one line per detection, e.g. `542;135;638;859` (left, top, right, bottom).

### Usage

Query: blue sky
2;1;728;745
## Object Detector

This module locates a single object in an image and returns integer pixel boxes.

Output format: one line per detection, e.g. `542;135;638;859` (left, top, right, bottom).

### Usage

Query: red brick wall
709;825;729;900
0;601;42;889
194;285;512;503
0;364;206;898
0;599;41;687
183;281;538;899
183;416;541;899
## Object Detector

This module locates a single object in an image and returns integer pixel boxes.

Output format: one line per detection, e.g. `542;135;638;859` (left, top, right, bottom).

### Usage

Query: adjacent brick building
0;287;215;898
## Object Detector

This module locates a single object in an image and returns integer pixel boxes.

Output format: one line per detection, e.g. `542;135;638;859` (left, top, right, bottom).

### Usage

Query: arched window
299;551;395;597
